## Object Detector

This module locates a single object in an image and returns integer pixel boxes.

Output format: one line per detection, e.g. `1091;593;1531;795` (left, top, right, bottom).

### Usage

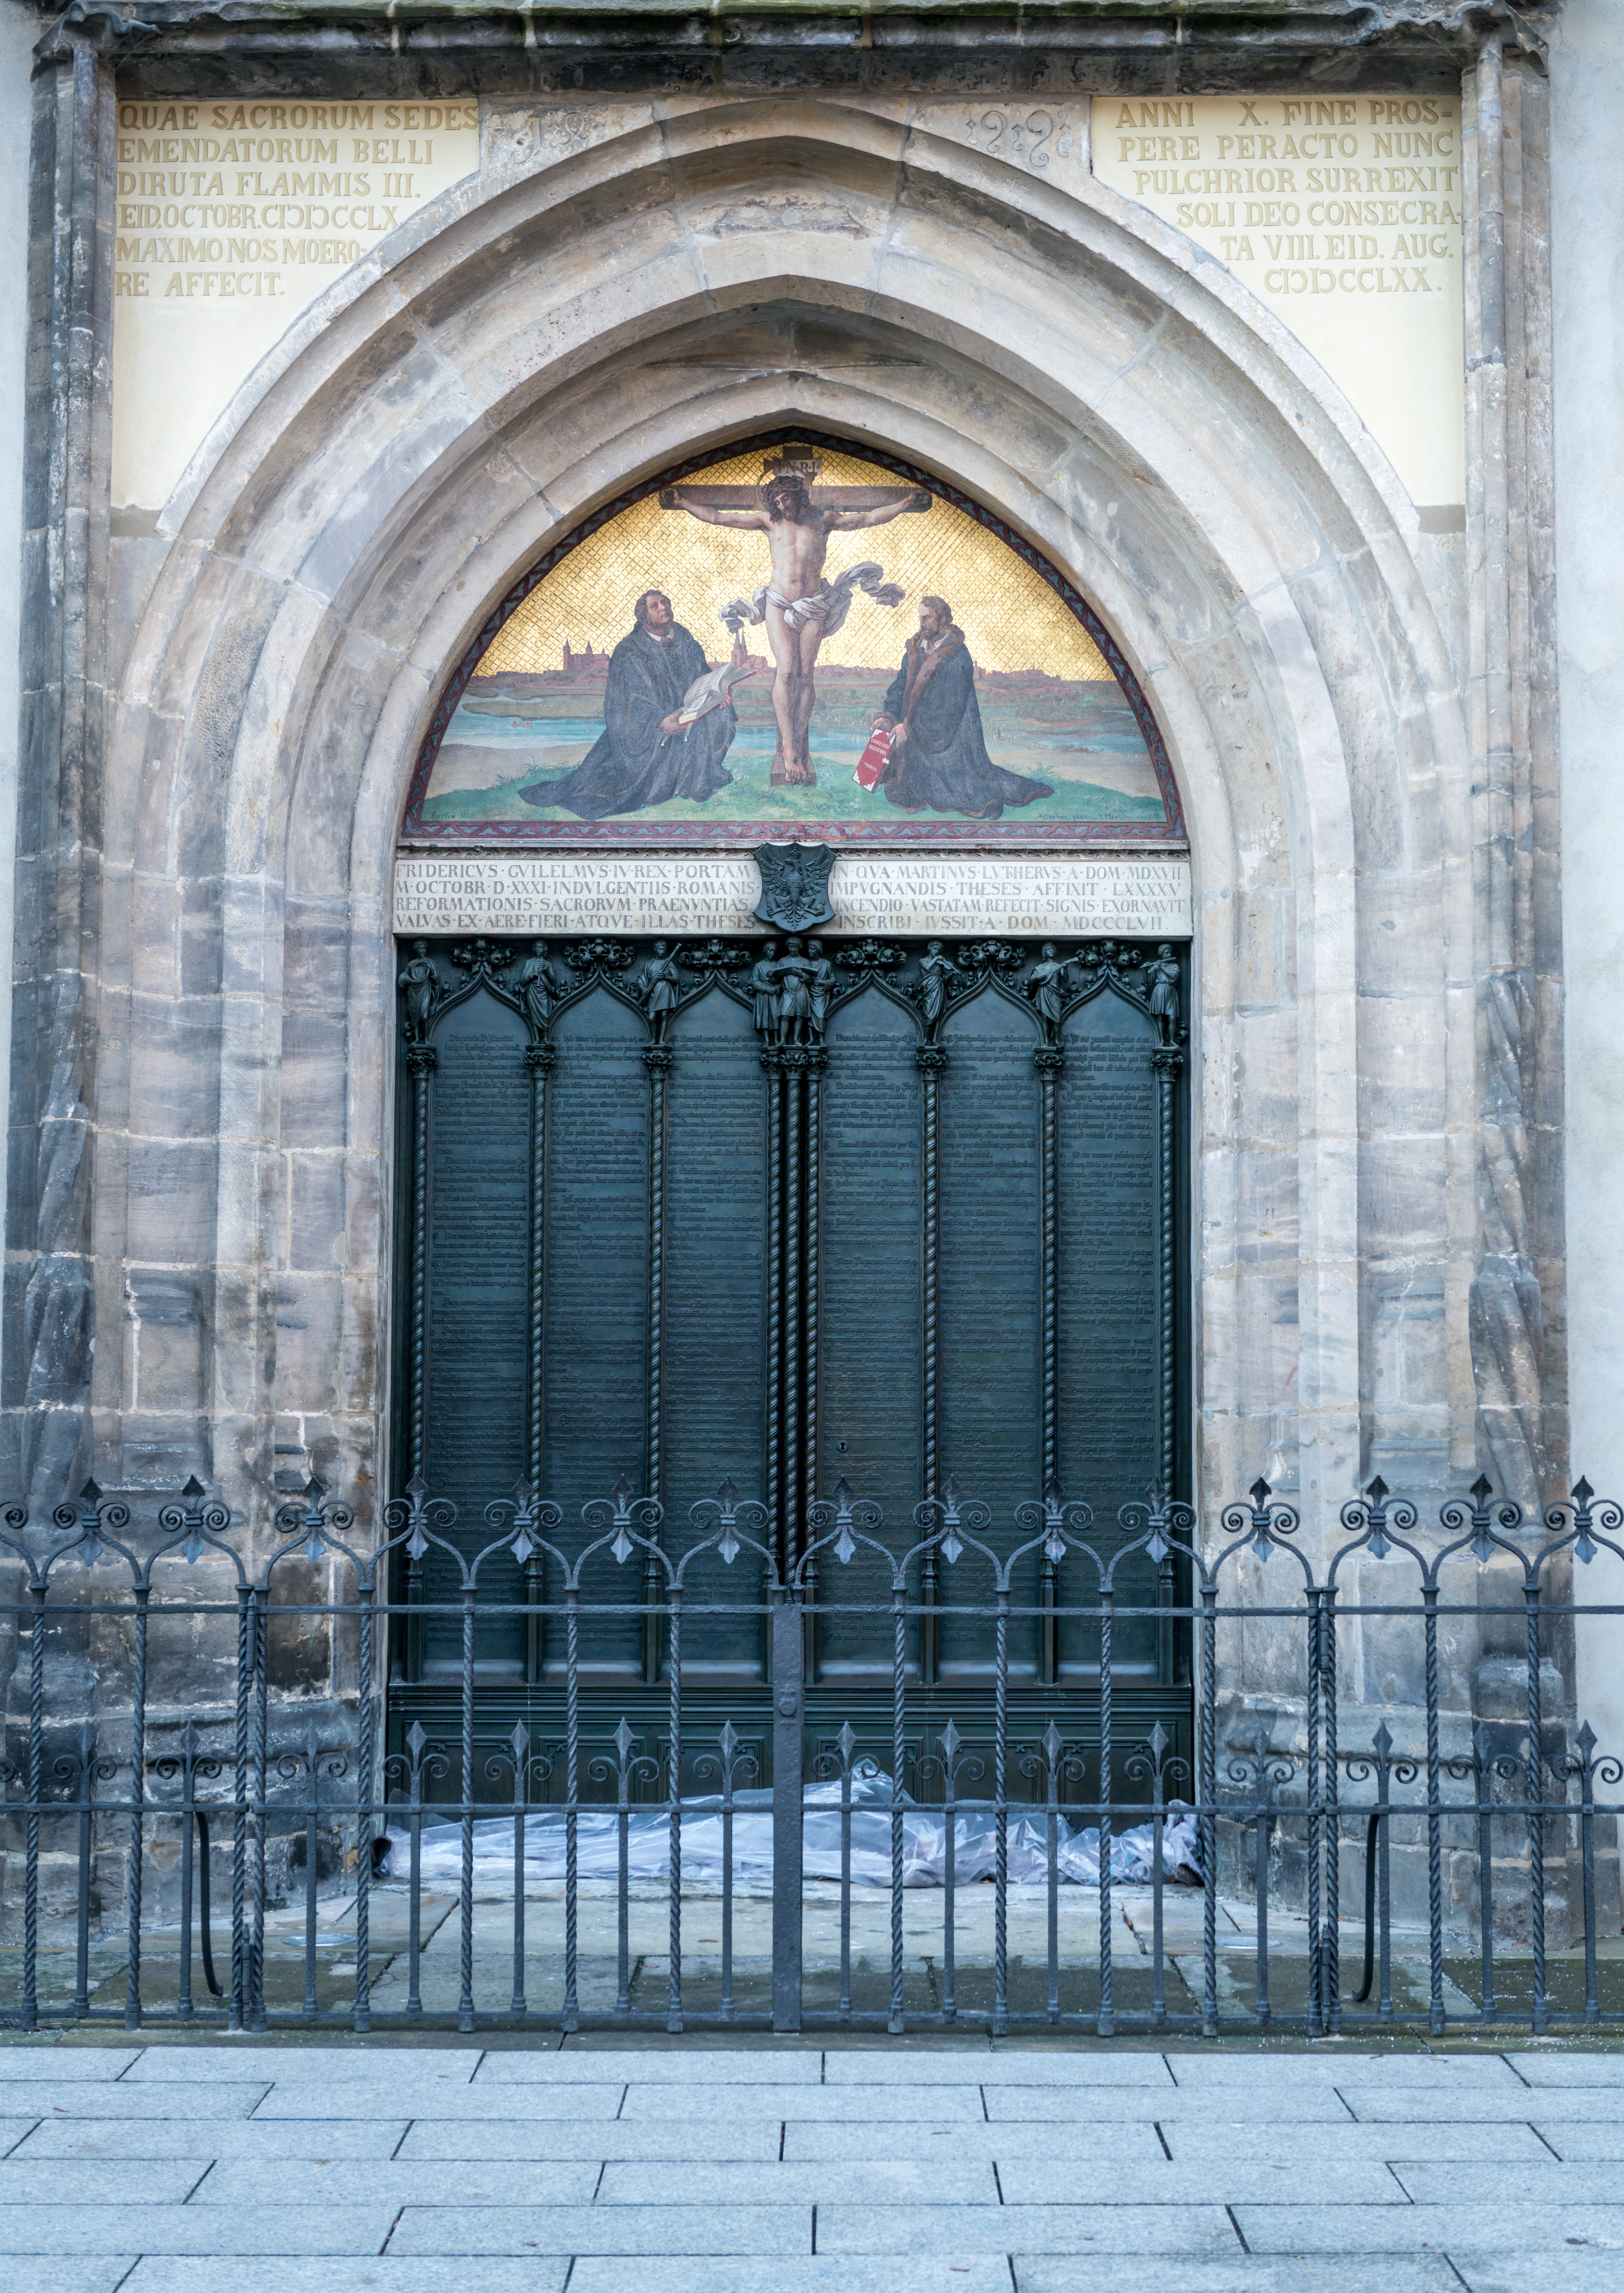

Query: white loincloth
720;559;904;638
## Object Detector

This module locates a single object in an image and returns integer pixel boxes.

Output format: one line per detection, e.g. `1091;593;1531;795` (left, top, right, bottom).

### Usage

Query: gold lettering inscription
1093;91;1461;300
1090;89;1465;502
112;97;476;319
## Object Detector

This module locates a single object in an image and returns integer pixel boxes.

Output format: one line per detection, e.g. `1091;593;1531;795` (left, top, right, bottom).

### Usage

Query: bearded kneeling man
872;596;1051;822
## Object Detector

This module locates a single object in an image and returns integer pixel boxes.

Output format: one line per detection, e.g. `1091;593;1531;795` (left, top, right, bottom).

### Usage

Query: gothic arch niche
388;433;1194;1769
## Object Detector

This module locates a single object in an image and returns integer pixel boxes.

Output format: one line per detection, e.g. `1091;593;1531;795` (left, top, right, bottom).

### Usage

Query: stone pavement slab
818;2202;1239;2254
820;2051;1175;2085
567;2265;1015;2293
0;2267;136;2293
15;2118;411;2158
0;2202;401;2254
984;2087;1357;2120
1158;2117;1553;2162
1450;2259;1624;2293
1340;2084;1624;2121
783;2118;1167;2160
386;2203;812;2254
1391;2158;1624;2203
1525;2118;1624;2157
1163;2050;1528;2087
621;2081;987;2118
121;2264;571;2293
596;2159;1004;2204
397;2117;785;2160
1011;2264;1463;2293
1235;2202;1624;2251
192;2159;604;2206
0;2161;206;2204
1505;2050;1624;2084
0;2081;272;2119
123;2047;480;2085
250;2081;626;2118
997;2157;1408;2205
476;2048;821;2083
0;2052;142;2080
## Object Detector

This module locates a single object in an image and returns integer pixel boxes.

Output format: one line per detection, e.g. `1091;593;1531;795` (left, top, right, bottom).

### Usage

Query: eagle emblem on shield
752;841;836;931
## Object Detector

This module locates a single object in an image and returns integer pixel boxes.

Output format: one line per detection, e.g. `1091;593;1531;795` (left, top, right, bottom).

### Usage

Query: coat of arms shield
752;841;836;930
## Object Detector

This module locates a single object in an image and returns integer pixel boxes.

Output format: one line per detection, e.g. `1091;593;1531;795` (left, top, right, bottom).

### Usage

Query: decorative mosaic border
399;427;1188;848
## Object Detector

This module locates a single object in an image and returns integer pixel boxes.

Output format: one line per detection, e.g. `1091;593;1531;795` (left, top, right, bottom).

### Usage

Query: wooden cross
660;445;927;515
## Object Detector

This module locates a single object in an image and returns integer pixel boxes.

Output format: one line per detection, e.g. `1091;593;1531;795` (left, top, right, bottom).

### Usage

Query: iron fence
2;1469;1622;2037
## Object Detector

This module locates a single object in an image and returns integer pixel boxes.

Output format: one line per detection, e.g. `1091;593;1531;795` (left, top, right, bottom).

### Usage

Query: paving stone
16;2118;410;2159
477;2049;822;2084
396;2119;783;2162
0;2267;136;2293
1235;2204;1624;2251
0;2204;400;2255
1340;2087;1624;2122
387;2204;811;2255
1163;2052;1526;2087
784;2120;1166;2162
820;2053;1175;2087
1449;2256;1624;2293
1011;2262;1464;2292
596;2160;1003;2205
997;2157;1407;2206
1391;2159;1624;2203
127;2048;481;2085
817;2203;1239;2255
0;2161;206;2205
0;2053;143;2081
569;2264;1013;2292
0;2082;271;2121
1504;2052;1624;2086
193;2160;602;2206
121;2264;570;2293
623;2084;985;2120
1159;2118;1551;2163
983;2090;1356;2123
1527;2119;1624;2159
250;2083;625;2120
0;2120;40;2156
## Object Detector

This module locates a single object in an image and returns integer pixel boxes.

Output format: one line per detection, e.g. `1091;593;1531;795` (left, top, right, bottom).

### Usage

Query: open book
676;659;759;725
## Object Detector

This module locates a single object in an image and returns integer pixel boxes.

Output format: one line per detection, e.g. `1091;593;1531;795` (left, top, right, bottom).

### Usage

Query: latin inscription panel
939;988;1044;1566
1059;993;1162;1669
421;995;529;1669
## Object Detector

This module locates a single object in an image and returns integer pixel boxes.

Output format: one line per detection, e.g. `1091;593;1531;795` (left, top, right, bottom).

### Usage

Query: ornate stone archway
17;81;1551;1552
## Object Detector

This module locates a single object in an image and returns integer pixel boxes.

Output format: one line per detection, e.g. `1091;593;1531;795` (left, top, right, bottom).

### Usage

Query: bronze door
389;932;1189;1788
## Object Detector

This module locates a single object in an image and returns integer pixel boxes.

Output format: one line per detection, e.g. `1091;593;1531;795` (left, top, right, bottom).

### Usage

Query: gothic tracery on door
390;927;1190;1791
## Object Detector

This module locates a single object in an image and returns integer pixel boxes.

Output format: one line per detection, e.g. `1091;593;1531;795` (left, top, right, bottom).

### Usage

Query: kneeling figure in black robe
874;598;1051;821
521;591;735;821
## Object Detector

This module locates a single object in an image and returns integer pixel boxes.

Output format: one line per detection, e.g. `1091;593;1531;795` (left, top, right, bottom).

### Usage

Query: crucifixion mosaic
401;434;1186;847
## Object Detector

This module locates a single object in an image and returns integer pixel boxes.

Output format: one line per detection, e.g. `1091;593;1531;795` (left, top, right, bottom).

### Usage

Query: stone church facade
0;0;1620;1819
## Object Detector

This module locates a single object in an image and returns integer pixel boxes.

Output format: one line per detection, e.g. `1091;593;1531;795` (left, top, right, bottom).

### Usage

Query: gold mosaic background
478;447;1114;681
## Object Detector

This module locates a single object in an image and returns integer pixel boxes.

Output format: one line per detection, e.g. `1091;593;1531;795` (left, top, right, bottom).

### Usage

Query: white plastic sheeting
380;1763;1202;1893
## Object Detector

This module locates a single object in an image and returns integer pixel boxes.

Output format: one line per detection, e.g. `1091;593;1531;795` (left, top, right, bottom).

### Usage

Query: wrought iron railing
1;1469;1620;2036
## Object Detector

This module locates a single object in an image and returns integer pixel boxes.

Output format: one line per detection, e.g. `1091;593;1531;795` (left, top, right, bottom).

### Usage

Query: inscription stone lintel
394;852;1193;942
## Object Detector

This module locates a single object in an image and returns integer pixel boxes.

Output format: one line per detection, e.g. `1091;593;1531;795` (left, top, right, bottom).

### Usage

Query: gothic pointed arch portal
390;435;1191;1795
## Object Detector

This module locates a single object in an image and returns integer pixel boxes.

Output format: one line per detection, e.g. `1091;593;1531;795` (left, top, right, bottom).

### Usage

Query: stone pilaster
1463;35;1565;1509
8;28;116;1503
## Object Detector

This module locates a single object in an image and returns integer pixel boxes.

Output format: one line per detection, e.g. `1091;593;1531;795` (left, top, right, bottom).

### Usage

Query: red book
854;725;893;790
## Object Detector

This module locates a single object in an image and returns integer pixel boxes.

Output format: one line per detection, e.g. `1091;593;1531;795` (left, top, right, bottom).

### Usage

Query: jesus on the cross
659;457;931;784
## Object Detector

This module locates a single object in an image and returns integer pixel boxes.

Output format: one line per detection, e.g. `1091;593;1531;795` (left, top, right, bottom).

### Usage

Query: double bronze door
391;932;1187;1718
